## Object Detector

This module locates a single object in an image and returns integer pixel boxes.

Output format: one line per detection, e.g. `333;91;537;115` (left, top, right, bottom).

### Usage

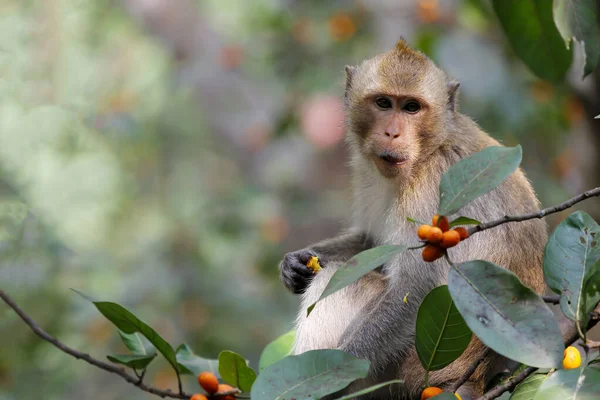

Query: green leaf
0;199;27;241
553;0;600;78
118;331;156;356
333;380;404;400
250;349;369;400
107;354;157;370
582;270;600;320
449;216;481;228
259;330;295;371
492;0;572;82
416;286;472;371
509;373;547;400
543;211;600;323
176;344;219;378
73;290;180;373
438;146;522;216
407;216;428;225
218;350;257;392
307;245;408;316
533;365;600;399
448;261;564;368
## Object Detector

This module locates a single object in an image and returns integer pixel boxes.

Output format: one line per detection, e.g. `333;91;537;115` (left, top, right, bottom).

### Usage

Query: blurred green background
1;1;599;399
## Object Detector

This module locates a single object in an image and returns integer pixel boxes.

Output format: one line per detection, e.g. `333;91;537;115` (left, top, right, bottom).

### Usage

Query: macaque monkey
278;40;547;399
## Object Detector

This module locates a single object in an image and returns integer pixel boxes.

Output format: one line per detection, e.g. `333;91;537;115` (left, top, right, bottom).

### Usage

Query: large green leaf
438;146;522;216
334;380;404;400
250;349;369;400
0;199;27;241
107;354;157;370
218;350;257;393
175;344;219;378
509;373;547;400
543;211;600;323
448;261;563;368
259;330;295;372
307;245;407;316
118;330;156;357
492;0;572;82
553;0;600;78
416;286;472;371
74;291;179;373
533;365;600;399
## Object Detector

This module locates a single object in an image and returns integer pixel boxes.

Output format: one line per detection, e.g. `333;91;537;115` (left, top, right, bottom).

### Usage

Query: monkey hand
279;249;321;294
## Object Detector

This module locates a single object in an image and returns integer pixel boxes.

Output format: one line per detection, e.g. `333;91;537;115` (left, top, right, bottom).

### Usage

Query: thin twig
468;186;600;236
0;289;192;399
475;316;600;400
450;348;492;393
542;295;560;305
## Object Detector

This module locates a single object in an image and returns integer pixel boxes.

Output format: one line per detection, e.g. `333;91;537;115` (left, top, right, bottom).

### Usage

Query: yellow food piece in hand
454;393;462;400
562;346;581;369
306;256;322;273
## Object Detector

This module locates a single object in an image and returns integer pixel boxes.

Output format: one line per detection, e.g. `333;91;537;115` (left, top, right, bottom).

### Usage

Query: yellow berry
454;227;469;240
562;346;581;369
306;256;322;273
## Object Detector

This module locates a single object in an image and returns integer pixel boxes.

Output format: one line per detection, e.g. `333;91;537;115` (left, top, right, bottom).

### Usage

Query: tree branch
468;186;600;236
0;289;240;399
475;316;600;400
450;348;492;393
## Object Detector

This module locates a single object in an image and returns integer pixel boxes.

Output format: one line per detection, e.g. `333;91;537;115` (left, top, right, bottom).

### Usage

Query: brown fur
284;40;547;399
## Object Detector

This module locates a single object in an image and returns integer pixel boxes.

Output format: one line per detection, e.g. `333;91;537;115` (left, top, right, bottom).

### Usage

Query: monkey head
344;39;460;181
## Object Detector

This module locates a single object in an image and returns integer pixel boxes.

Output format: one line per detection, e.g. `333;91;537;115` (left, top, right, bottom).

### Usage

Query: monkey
278;39;548;400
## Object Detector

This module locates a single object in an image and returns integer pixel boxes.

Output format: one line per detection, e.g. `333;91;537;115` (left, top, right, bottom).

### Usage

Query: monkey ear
344;66;356;106
447;80;460;112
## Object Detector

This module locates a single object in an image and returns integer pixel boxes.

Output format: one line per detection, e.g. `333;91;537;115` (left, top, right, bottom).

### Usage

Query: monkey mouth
378;153;409;166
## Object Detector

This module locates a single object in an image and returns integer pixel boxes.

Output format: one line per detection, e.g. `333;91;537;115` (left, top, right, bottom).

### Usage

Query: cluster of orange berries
421;387;461;399
418;215;468;262
190;372;236;400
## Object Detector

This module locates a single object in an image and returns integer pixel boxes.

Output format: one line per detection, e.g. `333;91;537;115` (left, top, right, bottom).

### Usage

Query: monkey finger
290;263;314;277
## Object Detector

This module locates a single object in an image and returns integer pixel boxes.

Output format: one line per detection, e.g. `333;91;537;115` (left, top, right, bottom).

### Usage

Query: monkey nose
384;131;401;139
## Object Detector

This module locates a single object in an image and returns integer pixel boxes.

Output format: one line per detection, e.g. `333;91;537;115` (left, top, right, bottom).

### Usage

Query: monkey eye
403;101;421;113
375;97;393;110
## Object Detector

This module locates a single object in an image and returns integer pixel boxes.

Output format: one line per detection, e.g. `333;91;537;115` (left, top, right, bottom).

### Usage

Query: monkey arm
337;270;438;374
279;230;373;294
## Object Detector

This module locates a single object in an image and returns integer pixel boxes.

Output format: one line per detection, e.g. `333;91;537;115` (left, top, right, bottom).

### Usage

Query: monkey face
358;93;426;180
344;40;454;182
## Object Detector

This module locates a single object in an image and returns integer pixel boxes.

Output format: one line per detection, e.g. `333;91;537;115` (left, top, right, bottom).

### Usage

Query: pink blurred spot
301;95;345;149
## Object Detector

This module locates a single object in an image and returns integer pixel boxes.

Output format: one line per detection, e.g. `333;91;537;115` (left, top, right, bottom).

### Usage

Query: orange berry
432;214;450;231
197;371;219;395
440;230;461;248
418;225;432;240
190;395;208;400
454;227;468;240
217;384;236;400
422;244;444;262
562;346;581;369
438;216;450;232
426;227;443;243
421;386;444;400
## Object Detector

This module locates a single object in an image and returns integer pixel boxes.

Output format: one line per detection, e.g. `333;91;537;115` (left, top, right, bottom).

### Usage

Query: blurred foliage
0;0;594;399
